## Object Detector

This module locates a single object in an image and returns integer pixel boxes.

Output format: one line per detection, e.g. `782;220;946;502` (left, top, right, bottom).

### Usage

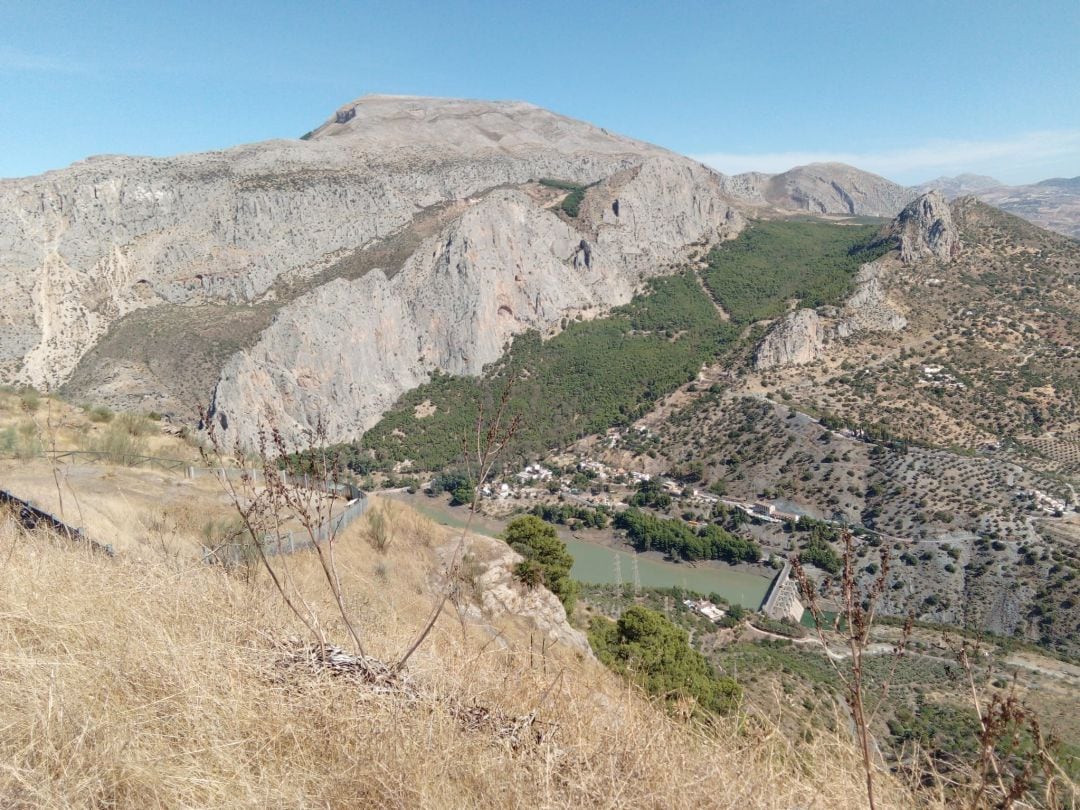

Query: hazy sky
1;0;1077;184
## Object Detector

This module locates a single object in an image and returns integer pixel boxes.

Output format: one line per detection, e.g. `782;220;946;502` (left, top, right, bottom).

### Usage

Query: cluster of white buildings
683;598;726;623
1020;487;1072;515
515;464;553;483
921;365;967;390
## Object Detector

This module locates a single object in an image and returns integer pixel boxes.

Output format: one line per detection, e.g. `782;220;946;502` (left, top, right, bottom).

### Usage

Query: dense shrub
503;516;577;614
530;502;610;529
702;219;889;324
589;606;742;716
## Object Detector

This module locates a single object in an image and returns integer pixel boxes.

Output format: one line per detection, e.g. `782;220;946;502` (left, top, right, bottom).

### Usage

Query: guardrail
262;494;370;556
2;449;191;473
0;489;114;556
3;451;364;496
2;449;367;562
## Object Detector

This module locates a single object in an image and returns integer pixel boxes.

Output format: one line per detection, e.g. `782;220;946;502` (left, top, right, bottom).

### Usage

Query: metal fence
205;492;370;565
2;449;190;473
261;494;370;556
5;450;365;496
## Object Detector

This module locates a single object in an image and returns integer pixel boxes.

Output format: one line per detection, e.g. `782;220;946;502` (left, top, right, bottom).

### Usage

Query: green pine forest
344;218;892;474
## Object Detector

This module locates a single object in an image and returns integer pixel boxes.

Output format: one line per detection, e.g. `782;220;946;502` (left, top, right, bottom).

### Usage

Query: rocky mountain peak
894;191;961;263
302;94;662;159
725;162;917;217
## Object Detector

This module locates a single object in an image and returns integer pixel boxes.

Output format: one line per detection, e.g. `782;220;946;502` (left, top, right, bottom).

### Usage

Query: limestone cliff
894;191;962;263
0;95;932;447
0;95;755;448
0;96;676;390
753;309;827;369
209;156;744;447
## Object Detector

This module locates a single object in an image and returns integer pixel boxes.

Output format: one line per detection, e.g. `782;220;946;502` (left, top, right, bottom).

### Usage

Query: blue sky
1;0;1077;184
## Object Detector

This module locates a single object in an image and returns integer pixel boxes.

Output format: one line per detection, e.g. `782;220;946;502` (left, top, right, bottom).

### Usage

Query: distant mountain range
0;93;1075;448
916;173;1080;239
717;165;1080;241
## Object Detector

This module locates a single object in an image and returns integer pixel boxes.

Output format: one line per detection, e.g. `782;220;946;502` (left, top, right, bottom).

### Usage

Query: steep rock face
754;260;908;371
443;530;590;653
0;96;674;389
835;261;908;337
894;191;961;263
753;309;826;369
210;156;744;447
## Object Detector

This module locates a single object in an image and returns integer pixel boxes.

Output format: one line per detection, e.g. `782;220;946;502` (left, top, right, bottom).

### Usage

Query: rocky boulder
439;530;590;653
836;261;907;337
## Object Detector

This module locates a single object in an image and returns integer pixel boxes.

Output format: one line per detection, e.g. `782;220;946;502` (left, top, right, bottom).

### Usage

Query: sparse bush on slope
83;422;148;464
503;514;577;613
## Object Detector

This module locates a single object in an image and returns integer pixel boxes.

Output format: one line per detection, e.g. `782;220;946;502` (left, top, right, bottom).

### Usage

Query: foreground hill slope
0;509;920;808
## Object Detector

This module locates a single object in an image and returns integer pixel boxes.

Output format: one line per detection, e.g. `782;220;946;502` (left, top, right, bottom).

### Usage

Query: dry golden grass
0;390;203;462
0;457;236;556
0;496;935;810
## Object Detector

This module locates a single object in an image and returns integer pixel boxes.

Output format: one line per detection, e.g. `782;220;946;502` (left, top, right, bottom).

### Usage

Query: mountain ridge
0;94;1074;449
0;94;916;446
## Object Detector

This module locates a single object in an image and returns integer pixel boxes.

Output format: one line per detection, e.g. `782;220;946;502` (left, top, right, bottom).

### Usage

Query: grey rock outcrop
754;259;908;371
894;191;961;263
443;530;590;653
753;309;826;369
0;96;751;446
836;261;907;337
753;192;916;373
210;155;744;447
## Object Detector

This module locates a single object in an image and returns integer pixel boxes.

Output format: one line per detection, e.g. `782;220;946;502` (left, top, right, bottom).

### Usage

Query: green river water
390;494;772;610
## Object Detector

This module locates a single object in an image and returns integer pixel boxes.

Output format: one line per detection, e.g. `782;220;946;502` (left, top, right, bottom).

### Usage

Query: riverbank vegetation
614;507;762;564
